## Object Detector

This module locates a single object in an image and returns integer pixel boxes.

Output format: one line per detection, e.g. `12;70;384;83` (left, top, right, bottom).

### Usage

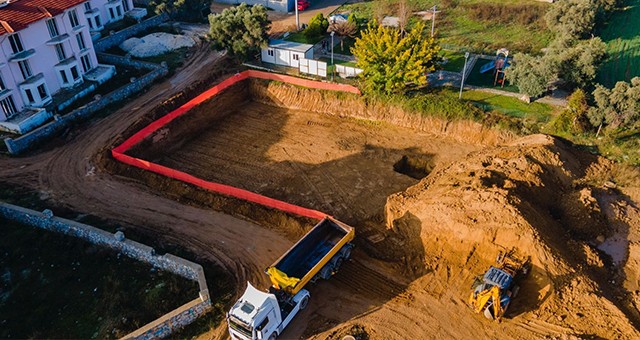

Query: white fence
336;65;363;78
299;59;327;77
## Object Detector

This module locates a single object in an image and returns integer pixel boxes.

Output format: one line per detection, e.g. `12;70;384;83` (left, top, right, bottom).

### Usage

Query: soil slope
363;134;640;339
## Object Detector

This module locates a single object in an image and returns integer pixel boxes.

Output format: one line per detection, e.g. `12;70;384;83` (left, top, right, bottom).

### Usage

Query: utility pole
459;52;470;99
295;0;299;31
431;5;437;37
331;31;335;81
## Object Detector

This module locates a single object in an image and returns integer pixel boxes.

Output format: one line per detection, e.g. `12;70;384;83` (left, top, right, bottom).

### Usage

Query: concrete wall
0;202;211;339
4;58;168;155
93;13;170;53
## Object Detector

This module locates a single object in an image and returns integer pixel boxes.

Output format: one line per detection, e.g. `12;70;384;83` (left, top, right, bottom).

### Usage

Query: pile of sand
120;32;195;58
383;134;640;337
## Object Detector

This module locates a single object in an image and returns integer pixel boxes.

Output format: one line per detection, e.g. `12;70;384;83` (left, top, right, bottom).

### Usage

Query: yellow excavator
469;249;531;321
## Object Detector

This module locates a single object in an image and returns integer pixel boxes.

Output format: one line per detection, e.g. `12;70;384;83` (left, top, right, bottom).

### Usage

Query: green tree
304;13;329;39
352;22;440;94
208;3;270;62
150;0;211;23
554;37;607;89
587;77;640;132
505;53;556;98
545;0;597;39
551;89;590;133
328;20;357;53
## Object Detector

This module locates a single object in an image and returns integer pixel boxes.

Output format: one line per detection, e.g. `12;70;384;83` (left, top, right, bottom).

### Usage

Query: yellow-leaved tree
351;21;440;94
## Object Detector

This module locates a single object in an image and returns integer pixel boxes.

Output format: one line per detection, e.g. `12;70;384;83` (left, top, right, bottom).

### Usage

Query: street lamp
459;51;470;99
330;31;335;81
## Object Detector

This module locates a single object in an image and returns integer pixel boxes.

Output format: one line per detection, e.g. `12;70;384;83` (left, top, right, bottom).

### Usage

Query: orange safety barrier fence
112;70;361;220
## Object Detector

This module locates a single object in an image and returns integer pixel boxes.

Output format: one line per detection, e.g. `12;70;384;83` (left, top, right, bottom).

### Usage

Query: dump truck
227;217;355;340
468;249;531;321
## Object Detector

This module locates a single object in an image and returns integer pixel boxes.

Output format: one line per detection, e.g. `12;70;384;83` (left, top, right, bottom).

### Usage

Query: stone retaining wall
94;14;170;53
0;202;211;339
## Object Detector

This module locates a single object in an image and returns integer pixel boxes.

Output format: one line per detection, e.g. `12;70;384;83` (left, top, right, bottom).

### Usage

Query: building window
69;9;80;28
109;7;116;20
37;84;48;101
0;95;17;118
46;18;60;38
60;70;69;84
55;43;67;61
76;33;87;50
95;15;102;28
84;2;91;11
0;74;5;91
8;34;24;54
116;5;122;17
123;0;130;11
80;54;92;72
18;60;32;79
25;88;35;103
71;66;80;80
293;54;299;61
268;49;274;56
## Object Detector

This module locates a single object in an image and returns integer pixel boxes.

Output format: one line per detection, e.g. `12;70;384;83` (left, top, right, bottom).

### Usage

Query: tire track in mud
0;47;281;292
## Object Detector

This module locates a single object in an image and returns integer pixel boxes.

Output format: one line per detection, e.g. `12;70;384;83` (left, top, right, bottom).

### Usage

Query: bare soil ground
1;39;639;340
153;101;477;224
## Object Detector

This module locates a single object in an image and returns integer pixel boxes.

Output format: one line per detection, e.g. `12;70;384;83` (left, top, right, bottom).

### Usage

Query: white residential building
0;0;134;134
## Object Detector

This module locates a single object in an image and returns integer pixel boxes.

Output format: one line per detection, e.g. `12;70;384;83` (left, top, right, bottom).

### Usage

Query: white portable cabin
261;39;314;68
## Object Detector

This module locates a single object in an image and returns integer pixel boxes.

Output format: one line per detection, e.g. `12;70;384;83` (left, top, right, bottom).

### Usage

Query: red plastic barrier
112;71;360;220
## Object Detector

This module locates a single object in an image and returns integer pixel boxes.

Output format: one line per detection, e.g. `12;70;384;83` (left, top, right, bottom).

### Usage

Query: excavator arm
469;285;504;321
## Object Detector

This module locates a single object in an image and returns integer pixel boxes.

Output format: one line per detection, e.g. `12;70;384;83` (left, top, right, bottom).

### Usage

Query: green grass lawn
333;37;357;55
439;50;467;72
284;31;324;45
461;89;557;122
335;0;553;54
595;0;640;88
465;58;519;92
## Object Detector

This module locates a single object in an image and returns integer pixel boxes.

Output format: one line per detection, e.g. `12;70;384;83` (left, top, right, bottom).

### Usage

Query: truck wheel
299;296;309;310
268;332;277;340
342;246;352;260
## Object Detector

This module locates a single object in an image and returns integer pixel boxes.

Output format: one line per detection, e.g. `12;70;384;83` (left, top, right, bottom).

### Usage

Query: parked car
298;0;310;11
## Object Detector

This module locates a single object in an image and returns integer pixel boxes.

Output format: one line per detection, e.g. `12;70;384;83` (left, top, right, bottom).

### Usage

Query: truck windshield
229;315;252;338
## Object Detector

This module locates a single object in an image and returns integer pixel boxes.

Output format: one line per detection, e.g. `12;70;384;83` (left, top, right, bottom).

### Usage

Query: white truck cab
227;282;310;340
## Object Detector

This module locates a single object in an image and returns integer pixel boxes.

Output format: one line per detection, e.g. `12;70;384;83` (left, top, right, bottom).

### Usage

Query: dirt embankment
381;134;640;338
249;79;514;147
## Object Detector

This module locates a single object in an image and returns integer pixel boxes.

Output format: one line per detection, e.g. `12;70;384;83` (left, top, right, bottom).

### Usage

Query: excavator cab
468;249;530;321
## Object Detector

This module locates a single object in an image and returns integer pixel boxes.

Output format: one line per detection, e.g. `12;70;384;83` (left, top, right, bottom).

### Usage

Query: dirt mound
382;134;640;337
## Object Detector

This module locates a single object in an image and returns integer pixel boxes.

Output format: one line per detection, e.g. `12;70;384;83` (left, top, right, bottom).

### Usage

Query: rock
596;235;606;243
119;32;195;58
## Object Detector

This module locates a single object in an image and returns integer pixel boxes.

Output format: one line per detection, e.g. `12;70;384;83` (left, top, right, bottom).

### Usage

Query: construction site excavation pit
118;74;480;226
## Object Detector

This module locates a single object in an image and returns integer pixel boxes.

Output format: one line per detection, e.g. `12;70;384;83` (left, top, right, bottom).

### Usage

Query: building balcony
0;107;52;134
83;64;116;85
8;49;36;62
46;33;71;45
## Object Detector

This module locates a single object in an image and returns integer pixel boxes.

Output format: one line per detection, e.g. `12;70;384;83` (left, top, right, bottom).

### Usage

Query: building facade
0;0;134;134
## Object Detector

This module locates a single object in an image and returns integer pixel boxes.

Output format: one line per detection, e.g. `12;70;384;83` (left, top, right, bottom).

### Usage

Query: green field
439;49;467;72
0;219;198;339
335;0;554;54
596;0;640;88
